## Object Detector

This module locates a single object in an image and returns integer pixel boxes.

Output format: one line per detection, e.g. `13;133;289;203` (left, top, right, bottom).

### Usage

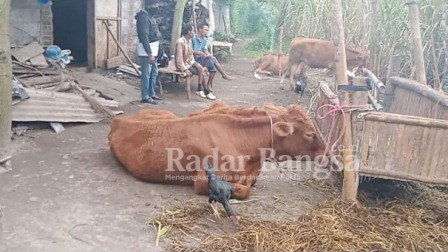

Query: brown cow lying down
108;103;325;200
281;38;367;90
253;53;289;79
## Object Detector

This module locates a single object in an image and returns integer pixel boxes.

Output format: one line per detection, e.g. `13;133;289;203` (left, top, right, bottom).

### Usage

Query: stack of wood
10;42;122;132
12;42;69;90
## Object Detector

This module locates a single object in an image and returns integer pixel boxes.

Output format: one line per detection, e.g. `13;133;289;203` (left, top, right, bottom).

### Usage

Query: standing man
192;23;234;92
135;0;163;104
174;23;216;100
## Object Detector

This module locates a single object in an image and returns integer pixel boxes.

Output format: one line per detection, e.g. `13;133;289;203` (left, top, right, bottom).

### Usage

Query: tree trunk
171;0;188;54
192;0;197;31
330;0;358;201
0;0;12;159
407;0;427;85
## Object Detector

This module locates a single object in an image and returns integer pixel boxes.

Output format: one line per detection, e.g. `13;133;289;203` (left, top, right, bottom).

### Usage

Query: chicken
205;161;240;223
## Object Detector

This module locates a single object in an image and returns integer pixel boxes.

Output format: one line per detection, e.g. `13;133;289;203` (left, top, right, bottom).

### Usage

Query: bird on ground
204;161;240;223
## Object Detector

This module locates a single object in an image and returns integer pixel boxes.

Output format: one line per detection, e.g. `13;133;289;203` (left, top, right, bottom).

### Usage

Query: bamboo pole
0;0;12;159
330;0;358;201
369;0;379;74
406;0;427;85
171;0;188;54
390;76;448;107
383;53;401;111
364;112;448;129
278;26;283;80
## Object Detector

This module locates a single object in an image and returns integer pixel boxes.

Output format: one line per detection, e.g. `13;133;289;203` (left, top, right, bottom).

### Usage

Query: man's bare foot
223;75;235;81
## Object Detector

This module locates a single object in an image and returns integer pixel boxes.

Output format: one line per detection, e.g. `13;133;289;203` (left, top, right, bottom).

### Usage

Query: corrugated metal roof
12;88;119;123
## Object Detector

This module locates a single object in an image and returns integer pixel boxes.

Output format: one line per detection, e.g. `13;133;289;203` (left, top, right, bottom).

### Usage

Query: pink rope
316;103;370;160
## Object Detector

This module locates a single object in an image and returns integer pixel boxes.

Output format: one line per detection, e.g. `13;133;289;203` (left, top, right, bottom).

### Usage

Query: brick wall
10;0;53;47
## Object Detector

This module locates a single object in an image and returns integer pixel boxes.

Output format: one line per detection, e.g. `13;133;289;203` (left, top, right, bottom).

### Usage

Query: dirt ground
0;41;335;252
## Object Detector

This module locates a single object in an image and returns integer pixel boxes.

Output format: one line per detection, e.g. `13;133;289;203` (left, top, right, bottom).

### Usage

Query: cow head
272;105;326;161
347;47;368;69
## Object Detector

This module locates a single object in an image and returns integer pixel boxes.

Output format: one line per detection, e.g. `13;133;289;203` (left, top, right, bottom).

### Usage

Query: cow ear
273;122;294;137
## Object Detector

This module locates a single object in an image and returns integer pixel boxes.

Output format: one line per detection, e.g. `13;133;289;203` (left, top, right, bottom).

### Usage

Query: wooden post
185;76;191;100
384;54;402;111
406;0;427;85
171;0;188;54
278;26;283;80
0;0;12;161
369;0;379;73
331;0;358;201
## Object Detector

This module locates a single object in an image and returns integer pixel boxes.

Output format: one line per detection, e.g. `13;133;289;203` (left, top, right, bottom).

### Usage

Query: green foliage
231;0;276;55
231;0;448;88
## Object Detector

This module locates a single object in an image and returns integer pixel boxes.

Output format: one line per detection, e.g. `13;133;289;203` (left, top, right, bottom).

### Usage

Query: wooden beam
331;0;358;201
369;0;379;73
171;0;188;54
383;53;402;111
278;26;283;81
0;0;12;155
87;0;96;70
406;0;427;84
102;20;141;77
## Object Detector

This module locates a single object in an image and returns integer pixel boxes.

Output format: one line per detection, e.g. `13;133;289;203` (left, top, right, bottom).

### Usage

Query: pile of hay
186;200;448;251
150;183;448;251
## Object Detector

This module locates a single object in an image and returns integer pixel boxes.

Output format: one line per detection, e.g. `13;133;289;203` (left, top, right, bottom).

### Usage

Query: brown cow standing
281;38;367;90
108;103;325;200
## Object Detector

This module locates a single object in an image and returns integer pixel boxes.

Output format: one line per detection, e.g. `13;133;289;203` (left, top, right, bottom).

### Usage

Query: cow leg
232;183;251;200
193;171;209;196
289;64;298;91
280;68;288;90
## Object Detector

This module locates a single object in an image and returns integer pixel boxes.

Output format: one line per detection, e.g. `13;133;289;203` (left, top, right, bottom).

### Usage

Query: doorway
52;0;88;65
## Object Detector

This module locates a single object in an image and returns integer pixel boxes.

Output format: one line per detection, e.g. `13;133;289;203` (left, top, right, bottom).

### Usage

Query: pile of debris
12;42;122;134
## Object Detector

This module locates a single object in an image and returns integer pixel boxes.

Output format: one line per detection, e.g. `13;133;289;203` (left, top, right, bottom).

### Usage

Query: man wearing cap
135;0;163;104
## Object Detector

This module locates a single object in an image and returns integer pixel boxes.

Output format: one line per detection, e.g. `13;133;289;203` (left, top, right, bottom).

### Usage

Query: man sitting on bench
174;23;216;100
192;22;235;94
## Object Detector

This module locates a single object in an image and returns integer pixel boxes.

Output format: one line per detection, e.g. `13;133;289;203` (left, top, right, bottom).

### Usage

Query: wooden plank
21;76;68;86
106;56;123;69
423;126;436;178
12;42;45;63
430;128;445;179
384;122;398;172
367;118;380;172
359;118;373;169
87;0;96;69
407;125;423;176
29;54;49;67
117;65;139;76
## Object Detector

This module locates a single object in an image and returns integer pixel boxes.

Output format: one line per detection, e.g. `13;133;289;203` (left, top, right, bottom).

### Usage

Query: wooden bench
157;61;193;99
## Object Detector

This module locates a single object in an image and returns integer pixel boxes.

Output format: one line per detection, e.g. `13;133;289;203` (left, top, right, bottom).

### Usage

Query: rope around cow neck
268;116;280;167
269;116;274;151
